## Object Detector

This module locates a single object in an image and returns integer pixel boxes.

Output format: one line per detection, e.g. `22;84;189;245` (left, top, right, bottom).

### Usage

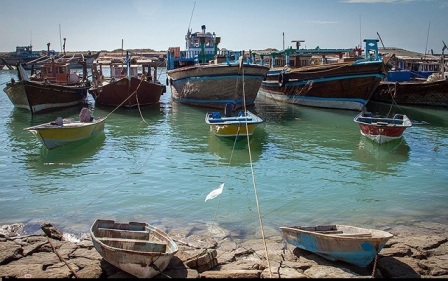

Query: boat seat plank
95;228;149;240
99;238;168;252
334;233;372;237
292;225;337;232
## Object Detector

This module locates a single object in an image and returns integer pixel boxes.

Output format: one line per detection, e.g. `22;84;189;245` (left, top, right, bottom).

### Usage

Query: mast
59;24;62;53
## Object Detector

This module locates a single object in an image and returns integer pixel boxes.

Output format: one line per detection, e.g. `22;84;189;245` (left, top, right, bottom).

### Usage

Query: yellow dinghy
205;109;263;140
24;108;106;150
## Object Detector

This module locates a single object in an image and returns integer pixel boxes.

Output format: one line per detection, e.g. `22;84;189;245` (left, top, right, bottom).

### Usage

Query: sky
1;0;447;54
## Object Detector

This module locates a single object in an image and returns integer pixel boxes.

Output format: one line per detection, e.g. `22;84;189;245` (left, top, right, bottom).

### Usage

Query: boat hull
260;62;386;111
371;79;448;107
280;225;393;267
90;219;178;278
167;64;269;109
25;117;107;149
3;81;30;110
89;77;165;108
5;80;88;113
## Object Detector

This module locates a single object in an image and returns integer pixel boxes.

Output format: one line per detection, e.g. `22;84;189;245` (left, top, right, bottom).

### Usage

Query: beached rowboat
280;224;393;267
90;219;178;278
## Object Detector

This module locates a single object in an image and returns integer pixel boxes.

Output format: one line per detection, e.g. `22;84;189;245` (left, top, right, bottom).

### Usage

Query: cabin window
194;39;199;47
206;39;211;46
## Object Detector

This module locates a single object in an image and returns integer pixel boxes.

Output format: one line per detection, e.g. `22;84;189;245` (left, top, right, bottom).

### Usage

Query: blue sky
1;0;447;54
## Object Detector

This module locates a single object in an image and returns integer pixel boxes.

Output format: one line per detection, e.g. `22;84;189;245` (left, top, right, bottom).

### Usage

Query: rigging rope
208;64;273;278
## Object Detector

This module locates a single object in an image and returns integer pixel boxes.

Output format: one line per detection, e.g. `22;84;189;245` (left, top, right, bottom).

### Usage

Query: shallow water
1;69;447;238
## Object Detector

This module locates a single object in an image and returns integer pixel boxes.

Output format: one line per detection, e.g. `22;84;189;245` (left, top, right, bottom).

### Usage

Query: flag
205;183;224;202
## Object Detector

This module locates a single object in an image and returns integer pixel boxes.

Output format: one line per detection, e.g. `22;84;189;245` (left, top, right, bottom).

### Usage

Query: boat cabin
31;59;81;85
91;57;158;83
167;25;224;70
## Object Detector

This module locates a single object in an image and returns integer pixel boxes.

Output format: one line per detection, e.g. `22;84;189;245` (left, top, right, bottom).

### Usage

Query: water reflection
352;137;410;172
26;132;106;172
207;127;268;166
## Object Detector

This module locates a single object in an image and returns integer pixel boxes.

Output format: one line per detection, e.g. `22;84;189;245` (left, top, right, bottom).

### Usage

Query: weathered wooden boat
3;55;89;114
371;42;448;107
205;106;264;140
166;25;269;109
280;224;394;267
258;39;390;111
353;111;412;144
89;51;166;108
90;219;178;278
24;108;106;150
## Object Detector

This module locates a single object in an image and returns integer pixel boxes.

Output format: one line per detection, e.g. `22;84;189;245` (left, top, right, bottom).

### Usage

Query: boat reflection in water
207;127;267;166
26;132;106;173
352;137;410;173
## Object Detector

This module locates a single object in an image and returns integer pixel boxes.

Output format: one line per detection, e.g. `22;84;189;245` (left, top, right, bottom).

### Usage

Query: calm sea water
1;68;447;239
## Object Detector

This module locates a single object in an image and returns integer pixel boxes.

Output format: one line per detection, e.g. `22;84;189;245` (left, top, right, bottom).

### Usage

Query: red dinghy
354;111;412;144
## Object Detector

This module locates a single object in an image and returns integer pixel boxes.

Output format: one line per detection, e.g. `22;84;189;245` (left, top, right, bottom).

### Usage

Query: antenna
424;21;430;57
377;32;385;49
188;1;196;32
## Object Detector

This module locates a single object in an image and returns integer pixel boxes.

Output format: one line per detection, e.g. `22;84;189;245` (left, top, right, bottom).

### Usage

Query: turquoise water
1;69;447;238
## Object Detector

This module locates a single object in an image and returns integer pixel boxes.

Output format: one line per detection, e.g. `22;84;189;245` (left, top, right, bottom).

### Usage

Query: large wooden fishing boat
3;54;89;114
371;42;448;107
258;39;390;111
89;51;166;108
166;25;269;109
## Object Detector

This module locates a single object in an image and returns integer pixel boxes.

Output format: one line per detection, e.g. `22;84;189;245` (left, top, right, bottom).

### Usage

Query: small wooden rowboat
280;224;393;267
24;110;106;150
205;109;263;140
90;219;178;278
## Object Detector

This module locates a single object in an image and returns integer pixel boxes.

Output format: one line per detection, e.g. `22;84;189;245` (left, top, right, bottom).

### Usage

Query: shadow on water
26;132;106;172
352;136;411;173
367;101;448;126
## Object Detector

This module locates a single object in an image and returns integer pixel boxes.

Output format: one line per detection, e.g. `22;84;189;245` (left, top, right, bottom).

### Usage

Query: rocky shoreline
1;221;447;278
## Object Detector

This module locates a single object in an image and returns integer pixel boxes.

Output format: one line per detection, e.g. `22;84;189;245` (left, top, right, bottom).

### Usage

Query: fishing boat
205;106;264;140
371;42;448;107
353;111;412;144
24;108;106;150
166;25;269;109
89;51;166;108
90;219;178;278
280;224;394;267
3;54;89;114
258;39;390;111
